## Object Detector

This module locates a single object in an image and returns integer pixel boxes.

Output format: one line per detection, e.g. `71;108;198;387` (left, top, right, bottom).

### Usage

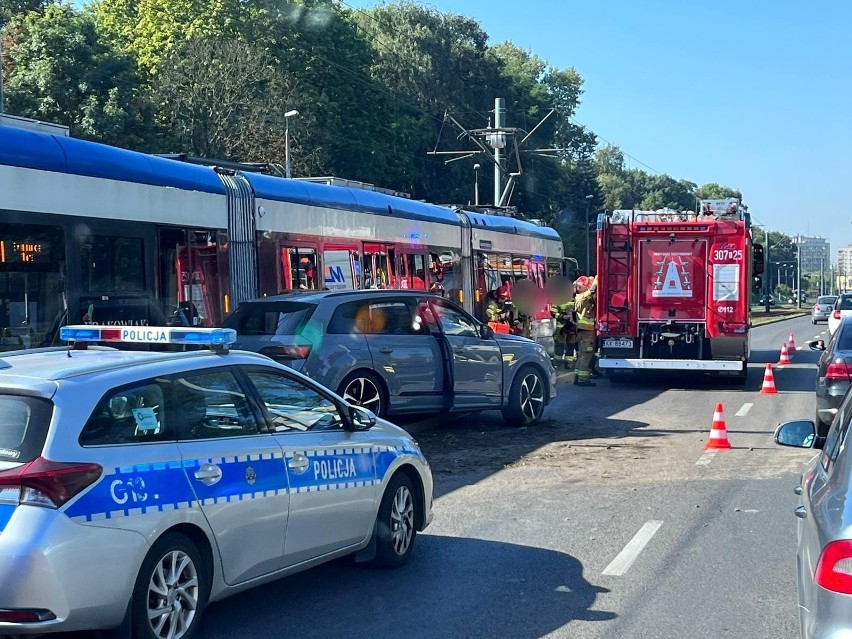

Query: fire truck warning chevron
596;200;759;382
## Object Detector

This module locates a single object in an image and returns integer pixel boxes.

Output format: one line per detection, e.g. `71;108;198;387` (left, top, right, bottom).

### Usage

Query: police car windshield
224;302;316;336
0;395;53;463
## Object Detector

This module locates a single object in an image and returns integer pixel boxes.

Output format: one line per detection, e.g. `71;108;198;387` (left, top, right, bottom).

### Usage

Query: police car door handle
194;463;223;486
379;347;394;354
795;505;808;519
288;454;309;474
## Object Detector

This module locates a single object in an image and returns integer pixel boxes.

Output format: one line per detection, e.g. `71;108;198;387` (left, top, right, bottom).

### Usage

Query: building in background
795;236;830;274
838;243;852;292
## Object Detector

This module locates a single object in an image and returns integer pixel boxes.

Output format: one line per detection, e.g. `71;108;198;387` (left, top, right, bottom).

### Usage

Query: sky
348;0;852;260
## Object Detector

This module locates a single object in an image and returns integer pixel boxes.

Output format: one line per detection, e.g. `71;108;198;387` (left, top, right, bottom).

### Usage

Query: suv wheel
501;366;546;426
339;371;387;418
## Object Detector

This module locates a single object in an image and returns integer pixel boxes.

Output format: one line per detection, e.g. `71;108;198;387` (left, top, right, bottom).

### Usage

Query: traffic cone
778;342;792;366
706;402;732;450
760;363;778;394
788;332;797;352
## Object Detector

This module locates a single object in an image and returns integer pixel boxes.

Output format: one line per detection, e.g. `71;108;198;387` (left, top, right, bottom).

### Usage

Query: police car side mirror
349;406;377;431
480;324;494;340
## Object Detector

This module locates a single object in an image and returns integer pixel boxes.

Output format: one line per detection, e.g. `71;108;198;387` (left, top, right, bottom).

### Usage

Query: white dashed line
602;520;663;576
735;403;753;417
695;450;718;466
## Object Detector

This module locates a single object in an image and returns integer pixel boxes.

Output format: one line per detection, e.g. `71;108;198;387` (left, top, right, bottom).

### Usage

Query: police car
0;326;433;638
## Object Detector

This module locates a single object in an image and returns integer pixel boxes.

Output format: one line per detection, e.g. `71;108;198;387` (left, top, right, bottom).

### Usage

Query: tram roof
245;172;461;226
0;126;227;194
461;209;561;242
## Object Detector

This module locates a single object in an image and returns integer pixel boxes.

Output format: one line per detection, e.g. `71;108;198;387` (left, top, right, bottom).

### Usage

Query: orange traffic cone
788;332;797;352
760;363;778;394
778;342;792;366
706;402;732;450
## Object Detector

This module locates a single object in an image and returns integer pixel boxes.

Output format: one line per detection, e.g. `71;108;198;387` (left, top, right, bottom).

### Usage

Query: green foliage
3;4;152;147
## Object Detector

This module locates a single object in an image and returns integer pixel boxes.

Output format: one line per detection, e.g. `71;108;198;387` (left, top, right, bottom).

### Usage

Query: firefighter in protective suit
573;275;597;386
552;297;576;369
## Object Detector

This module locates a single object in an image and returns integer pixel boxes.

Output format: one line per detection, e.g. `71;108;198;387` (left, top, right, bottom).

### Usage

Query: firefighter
486;286;511;325
552;297;576;369
573;275;597;386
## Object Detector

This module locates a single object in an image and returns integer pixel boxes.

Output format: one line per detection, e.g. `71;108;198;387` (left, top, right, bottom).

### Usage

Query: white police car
0;326;433;638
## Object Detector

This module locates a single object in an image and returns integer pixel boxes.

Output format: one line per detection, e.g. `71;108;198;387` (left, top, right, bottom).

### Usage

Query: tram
0;124;568;350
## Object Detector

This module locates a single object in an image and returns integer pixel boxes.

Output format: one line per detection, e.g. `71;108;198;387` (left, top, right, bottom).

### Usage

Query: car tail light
259;345;312;360
0;608;56;622
0;457;102;508
815;540;852;594
825;361;852;381
834;310;842;320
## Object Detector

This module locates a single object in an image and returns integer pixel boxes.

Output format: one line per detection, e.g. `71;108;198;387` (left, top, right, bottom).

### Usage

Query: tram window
400;254;427;290
547;259;563;278
80;236;144;293
282;247;317;291
0;223;64;350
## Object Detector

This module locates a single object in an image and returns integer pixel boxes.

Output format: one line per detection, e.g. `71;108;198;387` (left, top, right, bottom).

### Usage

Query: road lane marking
695;450;717;466
602;520;663;576
735;403;753;417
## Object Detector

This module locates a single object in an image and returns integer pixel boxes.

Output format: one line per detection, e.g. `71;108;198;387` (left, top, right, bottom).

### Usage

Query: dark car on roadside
221;290;557;426
813;316;852;435
812;295;838;324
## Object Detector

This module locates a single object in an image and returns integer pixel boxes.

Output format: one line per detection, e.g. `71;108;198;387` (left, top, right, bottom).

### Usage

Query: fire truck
595;198;764;382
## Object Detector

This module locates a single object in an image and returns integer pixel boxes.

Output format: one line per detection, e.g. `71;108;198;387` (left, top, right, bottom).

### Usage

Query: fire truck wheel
502;366;546;426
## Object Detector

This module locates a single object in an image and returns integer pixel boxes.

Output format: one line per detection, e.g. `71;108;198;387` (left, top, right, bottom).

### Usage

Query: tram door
395;250;429;291
163;228;227;327
361;243;395;289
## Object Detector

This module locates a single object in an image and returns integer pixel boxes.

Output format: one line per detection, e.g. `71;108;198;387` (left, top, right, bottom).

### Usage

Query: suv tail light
834;310;842;320
815;540;852;594
260;345;312;360
0;457;102;508
825;361;852;381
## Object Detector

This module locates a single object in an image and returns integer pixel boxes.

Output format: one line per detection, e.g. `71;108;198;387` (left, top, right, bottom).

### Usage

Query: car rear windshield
818;296;837;305
223;302;317;336
839;297;852;311
0;395;53;463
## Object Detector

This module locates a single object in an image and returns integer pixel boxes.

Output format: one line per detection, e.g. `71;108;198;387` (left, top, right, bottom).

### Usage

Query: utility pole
428;98;566;210
764;228;770;313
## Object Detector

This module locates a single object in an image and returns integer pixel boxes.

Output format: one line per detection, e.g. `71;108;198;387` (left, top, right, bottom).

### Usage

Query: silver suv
224;291;557;426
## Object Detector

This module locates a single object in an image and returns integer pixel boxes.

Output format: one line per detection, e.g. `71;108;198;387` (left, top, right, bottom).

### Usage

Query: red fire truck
595;199;764;382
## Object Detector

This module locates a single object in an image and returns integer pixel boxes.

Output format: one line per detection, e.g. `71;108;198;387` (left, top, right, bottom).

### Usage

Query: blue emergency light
60;325;237;347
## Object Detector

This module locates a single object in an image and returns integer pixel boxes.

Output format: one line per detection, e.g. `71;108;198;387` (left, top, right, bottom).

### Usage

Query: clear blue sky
349;0;850;259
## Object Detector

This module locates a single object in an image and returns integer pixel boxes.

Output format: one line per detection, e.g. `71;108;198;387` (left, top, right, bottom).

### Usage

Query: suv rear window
839;296;852;311
224;302;316;336
0;395;52;463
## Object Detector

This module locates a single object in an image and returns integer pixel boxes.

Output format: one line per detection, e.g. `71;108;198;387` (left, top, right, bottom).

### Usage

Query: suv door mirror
774;420;820;449
479;323;494;340
349;406;377;431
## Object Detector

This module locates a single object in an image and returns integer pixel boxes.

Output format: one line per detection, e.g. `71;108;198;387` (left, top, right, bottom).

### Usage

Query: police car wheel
501;366;546;426
339;371;387;418
132;533;207;639
374;473;417;567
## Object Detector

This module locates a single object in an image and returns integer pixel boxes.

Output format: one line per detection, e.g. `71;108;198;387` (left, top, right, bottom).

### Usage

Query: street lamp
284;109;299;179
473;163;480;206
584;194;594;275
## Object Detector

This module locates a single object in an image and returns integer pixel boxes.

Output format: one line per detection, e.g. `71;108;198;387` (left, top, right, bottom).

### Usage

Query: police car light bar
59;326;237;347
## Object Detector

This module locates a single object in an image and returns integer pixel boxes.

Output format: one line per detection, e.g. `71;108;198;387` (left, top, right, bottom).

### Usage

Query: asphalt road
49;315;824;639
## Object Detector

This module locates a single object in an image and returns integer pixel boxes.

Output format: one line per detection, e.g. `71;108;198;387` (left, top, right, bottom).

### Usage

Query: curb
751;312;809;328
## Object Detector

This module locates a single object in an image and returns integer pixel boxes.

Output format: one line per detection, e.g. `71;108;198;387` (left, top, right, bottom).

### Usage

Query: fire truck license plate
603;339;633;349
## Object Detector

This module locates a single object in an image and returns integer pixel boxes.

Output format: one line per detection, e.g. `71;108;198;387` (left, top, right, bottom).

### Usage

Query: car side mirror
774;420;821;449
480;324;494;340
349;406;377;431
808;339;826;352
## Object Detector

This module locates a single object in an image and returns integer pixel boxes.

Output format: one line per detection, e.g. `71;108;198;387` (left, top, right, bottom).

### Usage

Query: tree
153;36;300;162
3;4;152;147
697;183;742;201
0;0;48;25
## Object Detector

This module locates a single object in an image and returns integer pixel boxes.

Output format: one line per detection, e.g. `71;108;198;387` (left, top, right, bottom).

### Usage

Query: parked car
223;290;557;426
775;390;852;639
828;294;852;335
813;295;838;324
810;318;852;436
0;326;433;637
